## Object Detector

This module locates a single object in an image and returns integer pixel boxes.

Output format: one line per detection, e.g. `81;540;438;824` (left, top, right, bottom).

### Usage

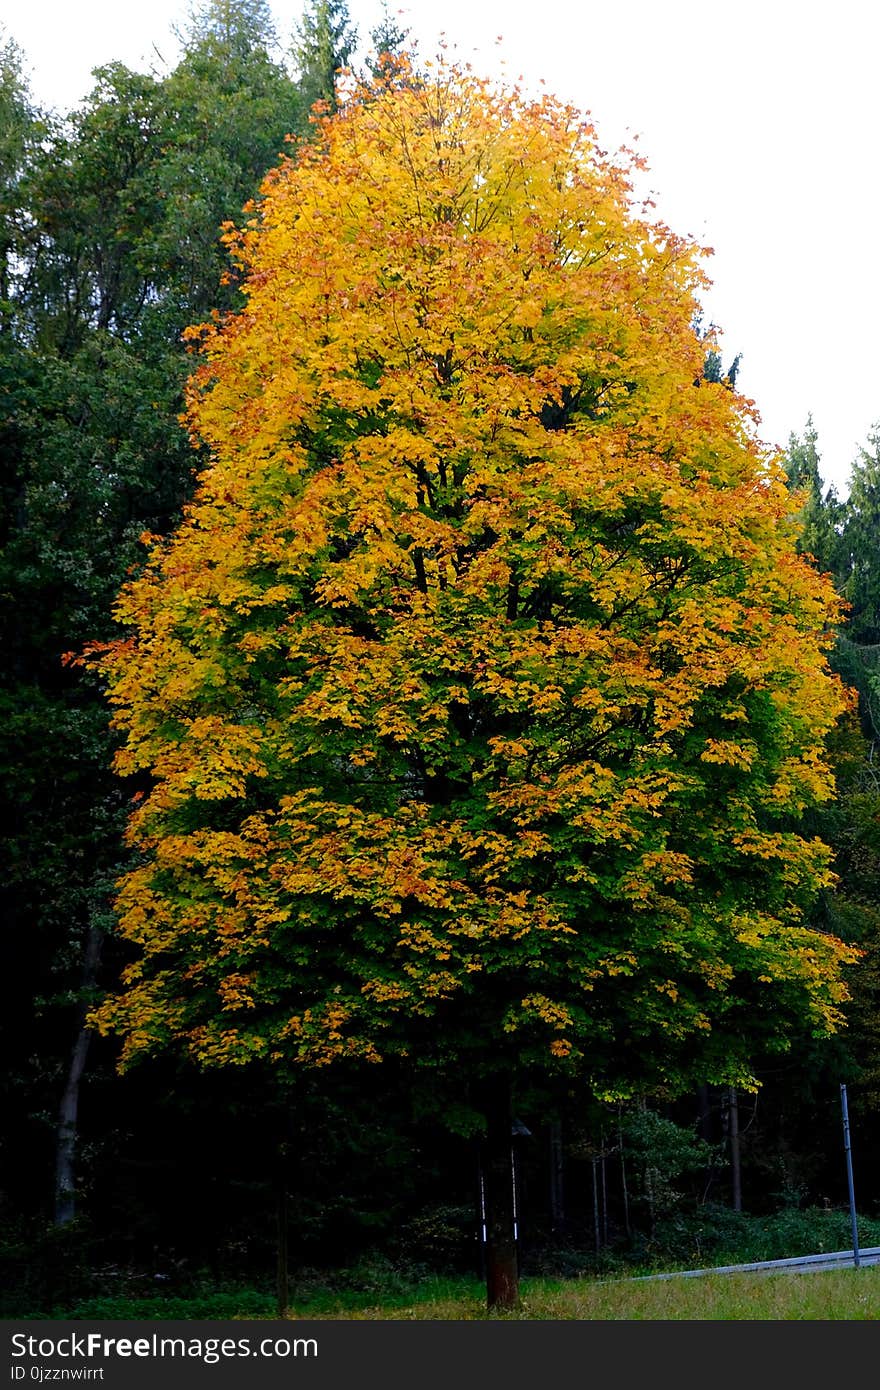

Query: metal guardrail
633;1246;880;1280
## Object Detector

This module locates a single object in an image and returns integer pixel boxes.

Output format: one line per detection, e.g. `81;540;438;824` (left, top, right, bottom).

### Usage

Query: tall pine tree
292;0;356;114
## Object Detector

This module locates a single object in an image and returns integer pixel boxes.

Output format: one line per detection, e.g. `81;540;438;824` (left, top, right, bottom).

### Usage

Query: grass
48;1266;880;1321
290;1267;880;1319
23;1205;880;1321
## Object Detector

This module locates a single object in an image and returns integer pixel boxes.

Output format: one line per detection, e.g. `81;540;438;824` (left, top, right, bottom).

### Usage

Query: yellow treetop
88;59;856;1099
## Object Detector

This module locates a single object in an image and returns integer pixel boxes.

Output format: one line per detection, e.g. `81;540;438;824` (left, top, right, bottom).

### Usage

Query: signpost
840;1083;860;1269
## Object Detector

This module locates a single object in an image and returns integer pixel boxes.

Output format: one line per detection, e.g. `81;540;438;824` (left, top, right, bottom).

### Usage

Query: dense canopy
88;60;856;1103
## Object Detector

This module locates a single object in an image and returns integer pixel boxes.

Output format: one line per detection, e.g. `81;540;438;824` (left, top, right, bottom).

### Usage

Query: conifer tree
783;416;844;580
840;431;880;647
292;0;356;114
0;0;302;1226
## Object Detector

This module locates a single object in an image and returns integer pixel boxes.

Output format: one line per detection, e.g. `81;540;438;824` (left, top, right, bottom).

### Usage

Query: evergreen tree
782;417;844;579
777;419;880;1191
0;4;303;1227
840;430;880;646
368;3;411;77
292;0;356;114
161;4;303;322
184;0;279;55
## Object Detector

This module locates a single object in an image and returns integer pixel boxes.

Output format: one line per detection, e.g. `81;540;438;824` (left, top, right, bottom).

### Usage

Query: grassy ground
48;1266;880;1320
290;1268;880;1319
15;1204;880;1320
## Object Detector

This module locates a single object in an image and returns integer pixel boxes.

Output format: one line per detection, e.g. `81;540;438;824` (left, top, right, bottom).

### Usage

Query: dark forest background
5;0;880;1317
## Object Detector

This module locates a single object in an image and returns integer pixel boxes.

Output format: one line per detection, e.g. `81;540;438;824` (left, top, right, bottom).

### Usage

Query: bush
48;1289;275;1320
394;1204;476;1272
647;1204;880;1269
0;1218;94;1317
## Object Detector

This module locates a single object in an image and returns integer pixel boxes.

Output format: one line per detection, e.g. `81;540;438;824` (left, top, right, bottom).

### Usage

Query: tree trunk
55;921;102;1226
645;1161;657;1238
548;1119;565;1236
697;1083;713;1142
482;1079;518;1310
619;1109;631;1239
592;1155;601;1253
55;1027;92;1226
697;1083;717;1203
276;1141;290;1317
728;1087;742;1212
600;1136;608;1247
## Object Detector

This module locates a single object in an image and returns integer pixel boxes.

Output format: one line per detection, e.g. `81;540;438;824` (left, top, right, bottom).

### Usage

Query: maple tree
86;60;857;1305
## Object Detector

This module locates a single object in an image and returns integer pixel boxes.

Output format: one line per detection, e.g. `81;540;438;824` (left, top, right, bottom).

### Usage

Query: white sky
4;0;879;496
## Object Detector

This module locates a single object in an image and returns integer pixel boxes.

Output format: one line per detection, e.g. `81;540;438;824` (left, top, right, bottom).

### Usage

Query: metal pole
840;1083;860;1269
